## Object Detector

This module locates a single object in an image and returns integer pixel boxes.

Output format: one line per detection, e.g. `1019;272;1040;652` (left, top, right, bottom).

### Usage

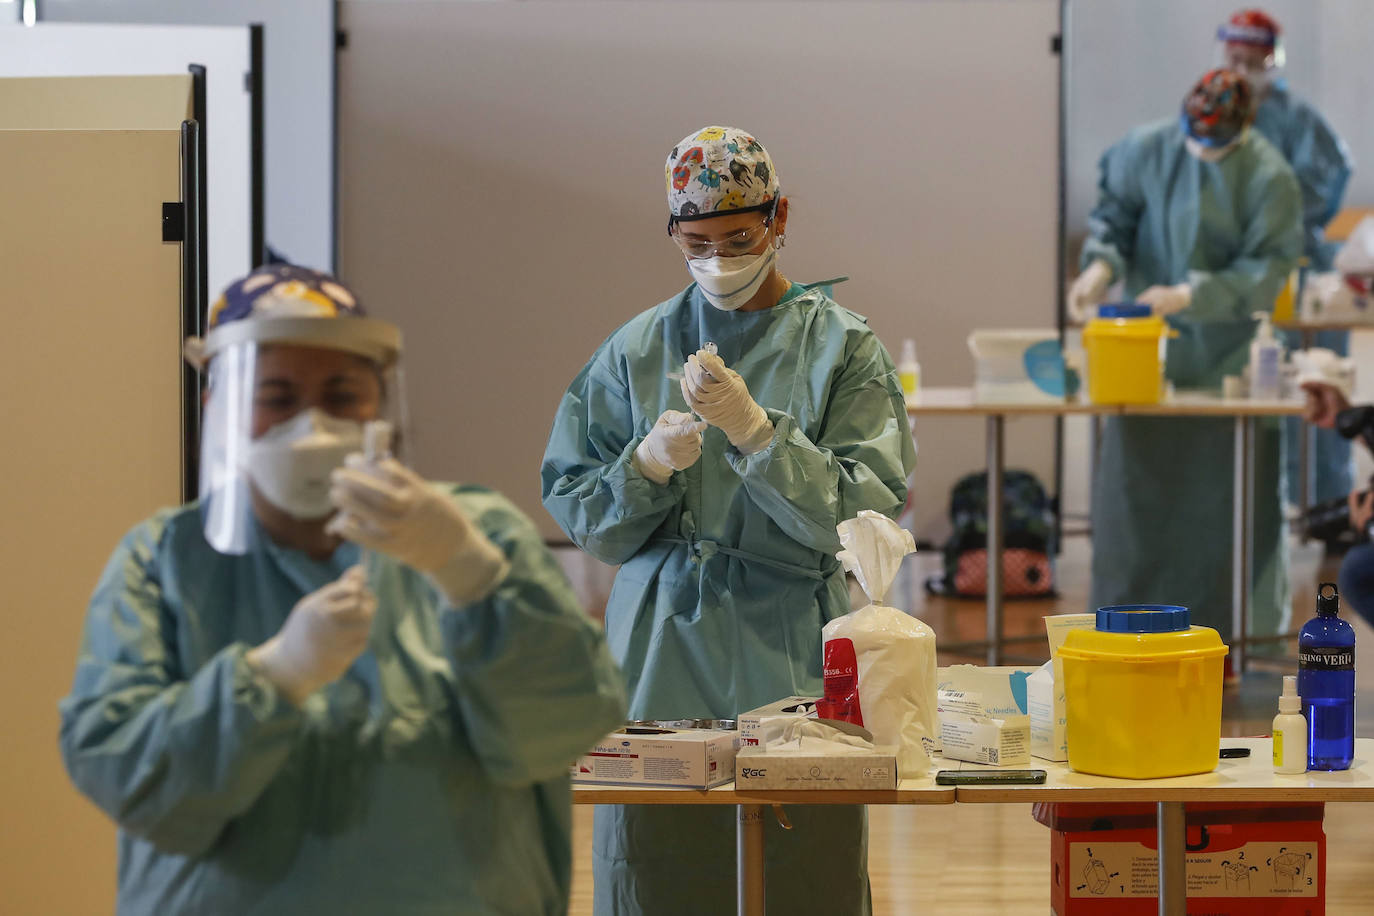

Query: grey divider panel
0;22;252;300
339;0;1059;541
40;0;336;271
0;121;184;914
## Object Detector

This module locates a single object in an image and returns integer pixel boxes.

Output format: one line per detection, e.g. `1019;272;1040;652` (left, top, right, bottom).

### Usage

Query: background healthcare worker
1216;8;1357;508
1066;71;1302;654
542;126;917;915
60;265;626;915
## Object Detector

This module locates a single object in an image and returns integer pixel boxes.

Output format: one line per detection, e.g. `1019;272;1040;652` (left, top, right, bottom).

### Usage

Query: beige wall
0;126;184;913
337;0;1061;545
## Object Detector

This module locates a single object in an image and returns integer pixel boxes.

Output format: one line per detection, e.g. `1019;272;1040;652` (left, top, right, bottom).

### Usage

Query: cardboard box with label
572;727;739;789
1035;802;1326;915
735;745;898;790
1029;614;1095;763
738;697;819;747
938;688;1031;767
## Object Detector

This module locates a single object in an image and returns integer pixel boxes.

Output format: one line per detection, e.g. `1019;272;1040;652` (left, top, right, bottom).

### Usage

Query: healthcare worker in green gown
541;126;917;915
1067;71;1303;646
60;265;626;915
1216;8;1357;506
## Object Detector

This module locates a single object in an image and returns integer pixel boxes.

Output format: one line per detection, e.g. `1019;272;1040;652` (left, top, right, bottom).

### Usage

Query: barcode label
988;748;999;764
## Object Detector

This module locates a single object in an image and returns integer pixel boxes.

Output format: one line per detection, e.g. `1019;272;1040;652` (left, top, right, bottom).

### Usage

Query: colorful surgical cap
1217;8;1281;48
207;264;365;331
1180;69;1254;149
665;126;779;222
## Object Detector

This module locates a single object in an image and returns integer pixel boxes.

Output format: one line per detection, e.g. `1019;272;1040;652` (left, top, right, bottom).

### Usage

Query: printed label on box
1068;842;1318;899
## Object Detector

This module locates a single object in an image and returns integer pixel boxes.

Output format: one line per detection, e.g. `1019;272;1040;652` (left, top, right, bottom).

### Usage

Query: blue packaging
1297;582;1355;771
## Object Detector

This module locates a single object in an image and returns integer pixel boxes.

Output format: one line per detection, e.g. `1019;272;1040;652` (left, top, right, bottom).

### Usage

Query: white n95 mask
246;408;363;519
687;245;777;311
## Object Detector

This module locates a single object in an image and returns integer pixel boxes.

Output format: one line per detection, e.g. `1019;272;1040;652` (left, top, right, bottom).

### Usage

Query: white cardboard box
738;697;819;747
734;745;898;790
1027;659;1068;762
934;666;1035;752
572;727;738;788
940;712;1031;767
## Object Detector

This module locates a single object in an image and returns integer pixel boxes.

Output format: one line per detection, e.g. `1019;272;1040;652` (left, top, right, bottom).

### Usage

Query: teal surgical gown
59;486;626;916
541;282;917;916
1083;121;1303;641
1251;81;1357;503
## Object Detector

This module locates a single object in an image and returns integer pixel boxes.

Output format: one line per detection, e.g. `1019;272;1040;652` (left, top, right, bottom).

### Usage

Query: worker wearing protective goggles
542;126;917;915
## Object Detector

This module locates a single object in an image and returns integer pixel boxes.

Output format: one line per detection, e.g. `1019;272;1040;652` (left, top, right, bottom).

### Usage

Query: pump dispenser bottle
1272;675;1307;774
1298;582;1355;771
1249;311;1282;400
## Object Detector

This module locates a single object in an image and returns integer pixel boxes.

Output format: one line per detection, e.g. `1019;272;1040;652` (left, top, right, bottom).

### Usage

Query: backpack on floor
929;470;1056;599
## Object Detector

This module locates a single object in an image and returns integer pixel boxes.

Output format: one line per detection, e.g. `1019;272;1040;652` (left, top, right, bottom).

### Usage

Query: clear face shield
1215;30;1285;94
193;316;405;555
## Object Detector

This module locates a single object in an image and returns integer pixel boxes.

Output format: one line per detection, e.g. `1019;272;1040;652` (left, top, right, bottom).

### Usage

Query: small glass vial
1272;675;1307;774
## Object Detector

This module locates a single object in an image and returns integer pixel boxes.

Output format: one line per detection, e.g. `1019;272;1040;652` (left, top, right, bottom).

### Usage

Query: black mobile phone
935;769;1048;786
1219;747;1251;759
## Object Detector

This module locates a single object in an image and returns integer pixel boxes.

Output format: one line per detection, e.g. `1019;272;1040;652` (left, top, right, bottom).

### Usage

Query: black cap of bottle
1317;582;1341;618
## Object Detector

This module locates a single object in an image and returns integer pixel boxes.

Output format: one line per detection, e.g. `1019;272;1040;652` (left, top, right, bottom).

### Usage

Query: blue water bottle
1298;582;1355;771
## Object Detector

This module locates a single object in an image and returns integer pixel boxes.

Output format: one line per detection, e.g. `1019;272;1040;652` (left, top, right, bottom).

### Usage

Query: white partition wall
338;0;1061;542
40;0;337;270
0;75;188;916
0;22;253;299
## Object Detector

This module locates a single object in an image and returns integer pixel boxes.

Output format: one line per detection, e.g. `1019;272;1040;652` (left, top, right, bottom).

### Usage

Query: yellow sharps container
1059;606;1229;779
1082;303;1172;404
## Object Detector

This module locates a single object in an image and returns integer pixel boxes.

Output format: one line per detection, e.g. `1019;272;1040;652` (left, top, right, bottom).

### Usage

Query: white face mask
1185;131;1243;163
246;408;363;519
687;245;777;311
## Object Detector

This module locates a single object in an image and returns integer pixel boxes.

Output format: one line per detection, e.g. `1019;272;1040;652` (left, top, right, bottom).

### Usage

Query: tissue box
738;697;819;747
572;727;738;788
1028;660;1068;762
735;745;898;790
940;711;1032;767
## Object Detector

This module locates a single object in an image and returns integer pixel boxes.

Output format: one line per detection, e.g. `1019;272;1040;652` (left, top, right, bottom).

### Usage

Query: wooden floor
566;536;1374;914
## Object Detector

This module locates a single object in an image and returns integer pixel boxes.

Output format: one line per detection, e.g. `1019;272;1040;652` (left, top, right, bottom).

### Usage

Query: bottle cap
1316;582;1341;618
1279;674;1301;714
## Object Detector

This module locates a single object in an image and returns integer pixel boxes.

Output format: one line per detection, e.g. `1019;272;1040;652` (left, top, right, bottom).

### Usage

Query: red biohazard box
1034;802;1325;916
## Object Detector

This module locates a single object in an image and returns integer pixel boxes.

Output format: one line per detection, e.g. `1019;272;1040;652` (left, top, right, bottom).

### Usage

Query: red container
1034;802;1326;915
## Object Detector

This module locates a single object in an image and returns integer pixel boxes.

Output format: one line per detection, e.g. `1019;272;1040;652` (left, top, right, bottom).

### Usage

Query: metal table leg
1157;802;1186;915
1232;417;1253;674
987;415;1005;667
737;804;765;916
1299;328;1315;520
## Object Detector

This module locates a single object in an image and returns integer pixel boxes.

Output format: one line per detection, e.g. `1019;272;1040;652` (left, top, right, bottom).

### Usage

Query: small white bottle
1249;312;1282;400
1273;675;1308;774
898;339;921;399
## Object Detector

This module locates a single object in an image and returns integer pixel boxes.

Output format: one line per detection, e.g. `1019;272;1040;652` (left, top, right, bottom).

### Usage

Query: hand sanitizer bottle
1249;311;1282;400
898;339;920;398
1272;675;1307;774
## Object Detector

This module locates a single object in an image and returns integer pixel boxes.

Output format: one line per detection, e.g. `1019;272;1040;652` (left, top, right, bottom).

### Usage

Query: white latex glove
1067;259;1113;322
1136;283;1192;316
327;456;511;605
246;565;377;706
680;350;775;454
633;410;707;485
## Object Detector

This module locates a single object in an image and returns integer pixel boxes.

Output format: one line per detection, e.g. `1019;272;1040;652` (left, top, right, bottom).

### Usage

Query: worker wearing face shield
1217;8;1358;507
59;265;626;915
542;126;917;915
1066;71;1303;655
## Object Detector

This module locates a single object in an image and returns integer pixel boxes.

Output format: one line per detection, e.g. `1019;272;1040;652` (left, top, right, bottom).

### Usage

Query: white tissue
764;719;877;756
